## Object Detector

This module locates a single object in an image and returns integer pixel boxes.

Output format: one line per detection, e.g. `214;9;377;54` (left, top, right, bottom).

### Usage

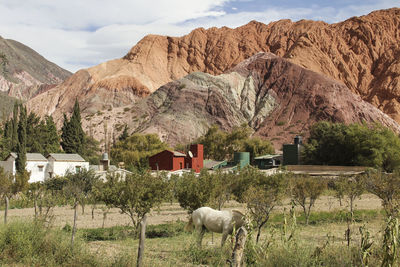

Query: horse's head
232;210;246;228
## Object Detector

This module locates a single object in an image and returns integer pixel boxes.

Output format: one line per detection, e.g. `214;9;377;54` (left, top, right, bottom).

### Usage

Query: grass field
0;193;390;266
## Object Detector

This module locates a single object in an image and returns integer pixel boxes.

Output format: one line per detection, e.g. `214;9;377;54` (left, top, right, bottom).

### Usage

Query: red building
149;144;204;173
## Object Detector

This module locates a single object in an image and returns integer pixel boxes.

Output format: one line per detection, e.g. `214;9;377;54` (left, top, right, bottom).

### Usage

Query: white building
0;153;48;183
0;152;89;183
46;153;89;178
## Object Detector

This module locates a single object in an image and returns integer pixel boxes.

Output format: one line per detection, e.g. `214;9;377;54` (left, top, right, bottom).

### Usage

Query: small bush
0;221;130;267
80;222;185;241
182;243;228;265
276;121;286;126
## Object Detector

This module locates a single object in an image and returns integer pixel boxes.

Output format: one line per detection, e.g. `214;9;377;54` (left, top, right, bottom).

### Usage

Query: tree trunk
102;211;107;228
4;196;9;224
350;198;354;222
256;220;268;243
34;199;38;219
81;203;85;215
137;214;147;267
230;227;247;267
91;205;95;220
71;201;78;247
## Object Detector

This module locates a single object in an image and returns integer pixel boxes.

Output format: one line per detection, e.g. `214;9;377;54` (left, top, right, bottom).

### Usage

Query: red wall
149;150;186;172
185;144;204;173
149;144;204;173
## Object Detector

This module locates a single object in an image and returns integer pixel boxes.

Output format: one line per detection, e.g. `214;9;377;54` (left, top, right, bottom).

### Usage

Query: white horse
187;207;245;247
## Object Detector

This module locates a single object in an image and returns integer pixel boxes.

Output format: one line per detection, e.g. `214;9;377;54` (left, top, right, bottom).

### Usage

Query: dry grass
0;193;381;229
0;193;387;266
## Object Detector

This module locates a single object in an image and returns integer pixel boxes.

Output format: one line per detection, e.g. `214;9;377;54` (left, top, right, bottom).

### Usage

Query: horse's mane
232;209;245;216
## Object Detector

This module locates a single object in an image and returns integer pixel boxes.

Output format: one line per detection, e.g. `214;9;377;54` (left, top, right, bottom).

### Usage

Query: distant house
90;153;132;181
149;144;204;173
253;154;282;169
0;152;48;183
46;153;89;178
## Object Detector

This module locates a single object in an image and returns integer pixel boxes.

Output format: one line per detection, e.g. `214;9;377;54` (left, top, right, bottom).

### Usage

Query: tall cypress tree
11;102;19;151
44;115;61;154
16;105;27;174
61;100;85;154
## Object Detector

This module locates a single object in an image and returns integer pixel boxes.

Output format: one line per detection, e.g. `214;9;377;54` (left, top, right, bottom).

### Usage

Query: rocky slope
28;8;400;125
0;36;71;100
82;53;400;149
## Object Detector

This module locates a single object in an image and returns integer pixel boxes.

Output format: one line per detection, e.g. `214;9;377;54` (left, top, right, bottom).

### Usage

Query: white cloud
0;0;397;72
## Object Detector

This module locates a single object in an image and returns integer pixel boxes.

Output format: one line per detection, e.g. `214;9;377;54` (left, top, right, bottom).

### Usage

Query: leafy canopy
110;133;168;171
303;121;400;172
196;124;274;161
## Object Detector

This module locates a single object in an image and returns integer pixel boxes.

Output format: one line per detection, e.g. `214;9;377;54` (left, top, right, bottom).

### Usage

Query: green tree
119;124;129;141
238;169;287;243
97;170;166;230
197;124;274;161
333;175;365;221
81;135;101;165
96;170;165;267
0;52;8;75
26;112;42;153
303;121;400;172
11;102;18;151
42;115;61;154
365;170;400;217
174;170;213;214
290;175;326;225
15;105;27;175
110;133;168;171
243;136;275;163
0;167;13;224
197;125;227;160
209;170;233;210
64;168;99;246
61;100;85;154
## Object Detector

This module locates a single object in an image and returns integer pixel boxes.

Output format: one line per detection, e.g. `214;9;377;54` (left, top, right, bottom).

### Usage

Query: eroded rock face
0;37;71;100
29;8;400;125
82;53;400;150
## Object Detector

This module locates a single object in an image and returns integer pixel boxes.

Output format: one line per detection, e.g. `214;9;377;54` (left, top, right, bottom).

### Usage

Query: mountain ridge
0;36;71;99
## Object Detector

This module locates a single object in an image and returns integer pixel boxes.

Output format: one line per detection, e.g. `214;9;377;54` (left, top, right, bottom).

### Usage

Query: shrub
0;221;131;266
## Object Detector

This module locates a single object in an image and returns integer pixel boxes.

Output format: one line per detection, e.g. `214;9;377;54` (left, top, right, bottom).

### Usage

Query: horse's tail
185;214;194;232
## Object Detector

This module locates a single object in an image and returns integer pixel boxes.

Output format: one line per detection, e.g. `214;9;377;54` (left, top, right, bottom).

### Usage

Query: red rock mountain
0;36;71;100
78;53;400;149
26;8;400;146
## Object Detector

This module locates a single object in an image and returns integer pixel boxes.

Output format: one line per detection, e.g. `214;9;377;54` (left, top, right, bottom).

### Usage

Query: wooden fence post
137;214;147;267
231;226;248;267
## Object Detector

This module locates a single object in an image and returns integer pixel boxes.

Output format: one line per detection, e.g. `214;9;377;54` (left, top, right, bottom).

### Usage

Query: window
179;162;183;169
75;166;81;172
38;165;44;172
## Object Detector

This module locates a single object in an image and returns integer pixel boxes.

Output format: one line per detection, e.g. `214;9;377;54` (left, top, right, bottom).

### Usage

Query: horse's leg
221;231;228;247
198;226;206;247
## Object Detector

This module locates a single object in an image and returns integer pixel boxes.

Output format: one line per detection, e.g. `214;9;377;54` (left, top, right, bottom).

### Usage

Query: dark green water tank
233;152;250;169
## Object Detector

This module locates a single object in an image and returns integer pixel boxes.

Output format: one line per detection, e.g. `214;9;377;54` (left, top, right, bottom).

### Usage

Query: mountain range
3;7;399;148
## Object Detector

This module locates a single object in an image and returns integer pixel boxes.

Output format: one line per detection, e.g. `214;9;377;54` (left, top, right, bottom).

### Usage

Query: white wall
49;161;89;178
26;161;48;183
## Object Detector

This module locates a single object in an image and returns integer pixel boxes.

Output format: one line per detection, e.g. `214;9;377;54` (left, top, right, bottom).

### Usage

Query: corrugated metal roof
172;151;186;157
47;153;86;162
7;152;47;161
254;154;282;160
203;160;227;169
26;153;47;161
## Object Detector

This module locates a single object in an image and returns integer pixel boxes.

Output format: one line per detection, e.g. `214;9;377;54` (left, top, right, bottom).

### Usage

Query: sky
0;0;397;72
